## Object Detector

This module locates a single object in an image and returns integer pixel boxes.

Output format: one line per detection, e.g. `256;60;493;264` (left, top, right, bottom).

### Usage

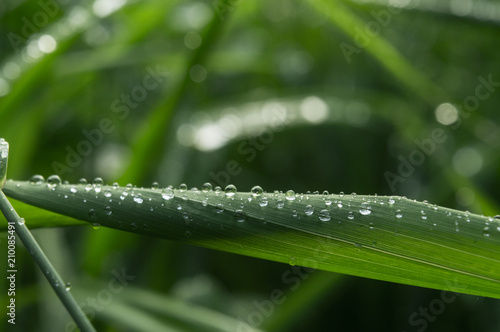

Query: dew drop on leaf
483;227;490;237
359;202;371;215
134;194;143;204
319;209;331;221
304;205;314;216
395;210;403;219
161;187;174;200
185;230;192;238
70;186;77;193
259;196;268;207
29;174;45;184
47;175;61;188
112;182;119;189
276;199;284;209
89;209;96;217
104;206;112;215
388;197;395;205
215;203;224;213
92;223;100;230
151;182;159;190
65;282;71;291
104;190;112;198
251;185;264;197
289;257;297;266
202;182;212;192
233;209;246;222
179;183;187;192
421;210;427;220
225;184;237;197
78;178;87;184
348;211;354;220
285;190;295;201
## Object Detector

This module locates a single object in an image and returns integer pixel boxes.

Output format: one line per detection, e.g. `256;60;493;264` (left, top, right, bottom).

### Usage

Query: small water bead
285;190;296;201
259;196;268;207
215;203;224;213
85;184;93;192
104;190;112;198
347;211;354;220
339;192;344;197
130;223;138;230
179;183;187;192
92;223;100;230
304;205;314;216
88;209;96;217
388;197;395;205
133;194;143;204
176;204;182;211
225;184;237;197
185;230;192;238
483;227;490;237
337;201;343;208
202;182;213;193
151;182;159;190
214;186;222;195
322;190;329;196
251;185;264;197
233;210;246;222
395;210;403;219
64;195;68;199
161;187;174;200
276;199;284;209
104;206;112;215
289;256;297;266
70;186;77;193
319;209;331;222
292;210;298;217
421;210;427;220
47;175;61;188
369;222;374;229
78;178;87;184
18;218;25;225
202;199;208;207
126;183;133;190
112;182;119;189
29;174;45;184
359;202;371;215
65;282;71;291
325;200;332;206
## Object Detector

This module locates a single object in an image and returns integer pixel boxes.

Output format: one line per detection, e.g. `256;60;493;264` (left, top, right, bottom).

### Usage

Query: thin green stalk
0;139;95;332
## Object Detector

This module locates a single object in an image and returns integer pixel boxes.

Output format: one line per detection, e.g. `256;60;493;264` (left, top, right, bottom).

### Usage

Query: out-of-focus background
1;0;499;331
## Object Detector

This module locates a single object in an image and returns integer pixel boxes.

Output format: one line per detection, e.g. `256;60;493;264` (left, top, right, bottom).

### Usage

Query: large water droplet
395;210;403;219
251;185;264;197
285;190;296;201
161;187;174;200
47;175;61;188
93;177;103;193
233;210;246;222
179;183;187;192
225;184;237;197
304;205;314;216
359;202;371;215
134;194;143;204
29;174;45;184
202;182;212;193
319;209;331;221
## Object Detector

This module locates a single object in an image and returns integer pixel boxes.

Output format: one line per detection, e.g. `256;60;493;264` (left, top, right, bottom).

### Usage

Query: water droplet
85;184;92;192
161;187;174;200
347;211;354;220
214;186;222;195
179;183;187;192
292;210;298;217
202;199;208;206
65;282;71;291
215;203;224;213
104;190;112;198
112;182;119;189
251;185;264;197
259;196;268;207
325;200;332;206
388;197;395;205
351;192;357;197
322;190;329;196
131;222;137;230
78;178;87;184
92;222;100;229
29;174;45;184
202;182;212;192
483;227;490;237
285;190;296;201
369;222;374;229
225;184;237;197
421;210;427;220
319;209;331;221
395;210;403;219
151;182;159;189
70;186;77;193
88;209;96;217
233;210;246;222
276;199;284;209
339;192;344;197
337;201;343;208
133;194;143;204
304;205;314;216
359;202;371;215
18;218;25;225
47;175;61;188
185;230;192;238
289;256;297;266
104;206;112;215
93;177;103;193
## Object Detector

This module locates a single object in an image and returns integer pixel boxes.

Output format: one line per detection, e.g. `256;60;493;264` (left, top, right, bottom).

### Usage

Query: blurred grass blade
3;180;500;299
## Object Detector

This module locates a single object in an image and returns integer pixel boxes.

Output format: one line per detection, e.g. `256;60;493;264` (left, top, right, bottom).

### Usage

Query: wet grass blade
3;180;500;299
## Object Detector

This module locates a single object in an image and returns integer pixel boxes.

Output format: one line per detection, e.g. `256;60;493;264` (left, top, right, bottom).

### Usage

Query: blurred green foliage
1;0;499;331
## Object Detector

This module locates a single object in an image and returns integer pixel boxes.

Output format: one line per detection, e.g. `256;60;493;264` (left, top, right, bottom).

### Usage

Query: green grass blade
3;180;500;299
